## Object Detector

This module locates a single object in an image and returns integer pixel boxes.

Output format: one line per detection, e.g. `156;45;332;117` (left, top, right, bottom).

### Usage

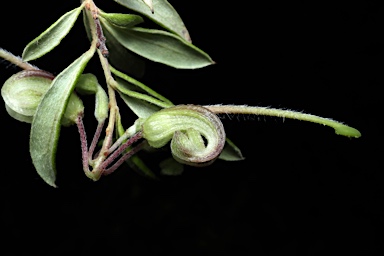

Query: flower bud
1;70;84;126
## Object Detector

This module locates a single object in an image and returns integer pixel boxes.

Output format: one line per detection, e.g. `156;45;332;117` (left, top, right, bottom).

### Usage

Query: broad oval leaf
101;22;214;69
114;0;191;42
22;5;84;61
30;48;95;187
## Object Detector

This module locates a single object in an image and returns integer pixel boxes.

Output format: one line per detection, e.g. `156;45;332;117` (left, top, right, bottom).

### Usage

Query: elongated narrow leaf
101;22;214;69
99;11;144;29
30;49;95;187
114;0;191;42
116;78;162;118
23;6;84;61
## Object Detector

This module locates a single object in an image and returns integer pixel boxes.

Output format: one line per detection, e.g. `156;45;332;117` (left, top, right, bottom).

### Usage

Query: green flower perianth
142;105;226;165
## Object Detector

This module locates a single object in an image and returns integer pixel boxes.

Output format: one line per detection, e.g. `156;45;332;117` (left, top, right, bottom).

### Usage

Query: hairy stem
0;48;41;71
88;120;105;161
205;105;361;138
76;115;91;174
101;131;143;172
103;141;147;175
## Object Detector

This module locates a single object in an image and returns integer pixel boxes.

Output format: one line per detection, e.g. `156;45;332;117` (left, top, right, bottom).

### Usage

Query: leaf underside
113;0;191;42
102;21;214;69
30;49;94;187
22;6;83;62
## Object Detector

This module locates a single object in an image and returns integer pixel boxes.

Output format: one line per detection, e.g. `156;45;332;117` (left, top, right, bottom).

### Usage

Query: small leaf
75;73;99;95
101;22;214;69
75;73;108;122
95;84;109;122
22;5;84;61
113;0;191;42
218;139;245;161
60;92;84;127
160;157;184;176
99;11;144;28
30;48;95;187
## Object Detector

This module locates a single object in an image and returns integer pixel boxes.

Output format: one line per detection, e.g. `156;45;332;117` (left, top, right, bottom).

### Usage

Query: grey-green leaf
103;26;146;77
95;85;109;122
75;73;99;95
218;138;245;161
22;6;84;61
101;23;214;69
30;49;95;187
113;0;191;42
141;0;154;13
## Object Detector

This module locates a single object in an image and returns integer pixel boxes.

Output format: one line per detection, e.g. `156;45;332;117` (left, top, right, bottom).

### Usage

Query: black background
1;0;383;255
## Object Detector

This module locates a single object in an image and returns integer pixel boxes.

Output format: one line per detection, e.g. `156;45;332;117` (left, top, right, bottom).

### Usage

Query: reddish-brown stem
102;141;147;175
100;131;143;172
88;121;105;161
94;18;108;57
76;115;90;173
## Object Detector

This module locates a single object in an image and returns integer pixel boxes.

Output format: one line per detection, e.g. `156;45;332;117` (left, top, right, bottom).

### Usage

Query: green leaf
99;11;144;29
95;84;109;123
159;157;184;176
30;49;95;187
113;0;191;42
75;73;108;122
101;22;214;69
60;92;84;127
116;78;162;118
111;66;172;104
22;5;84;61
141;0;154;13
103;26;146;77
218;139;245;161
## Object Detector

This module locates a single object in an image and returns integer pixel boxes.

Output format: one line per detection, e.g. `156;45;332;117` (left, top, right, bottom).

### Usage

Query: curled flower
142;105;226;166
